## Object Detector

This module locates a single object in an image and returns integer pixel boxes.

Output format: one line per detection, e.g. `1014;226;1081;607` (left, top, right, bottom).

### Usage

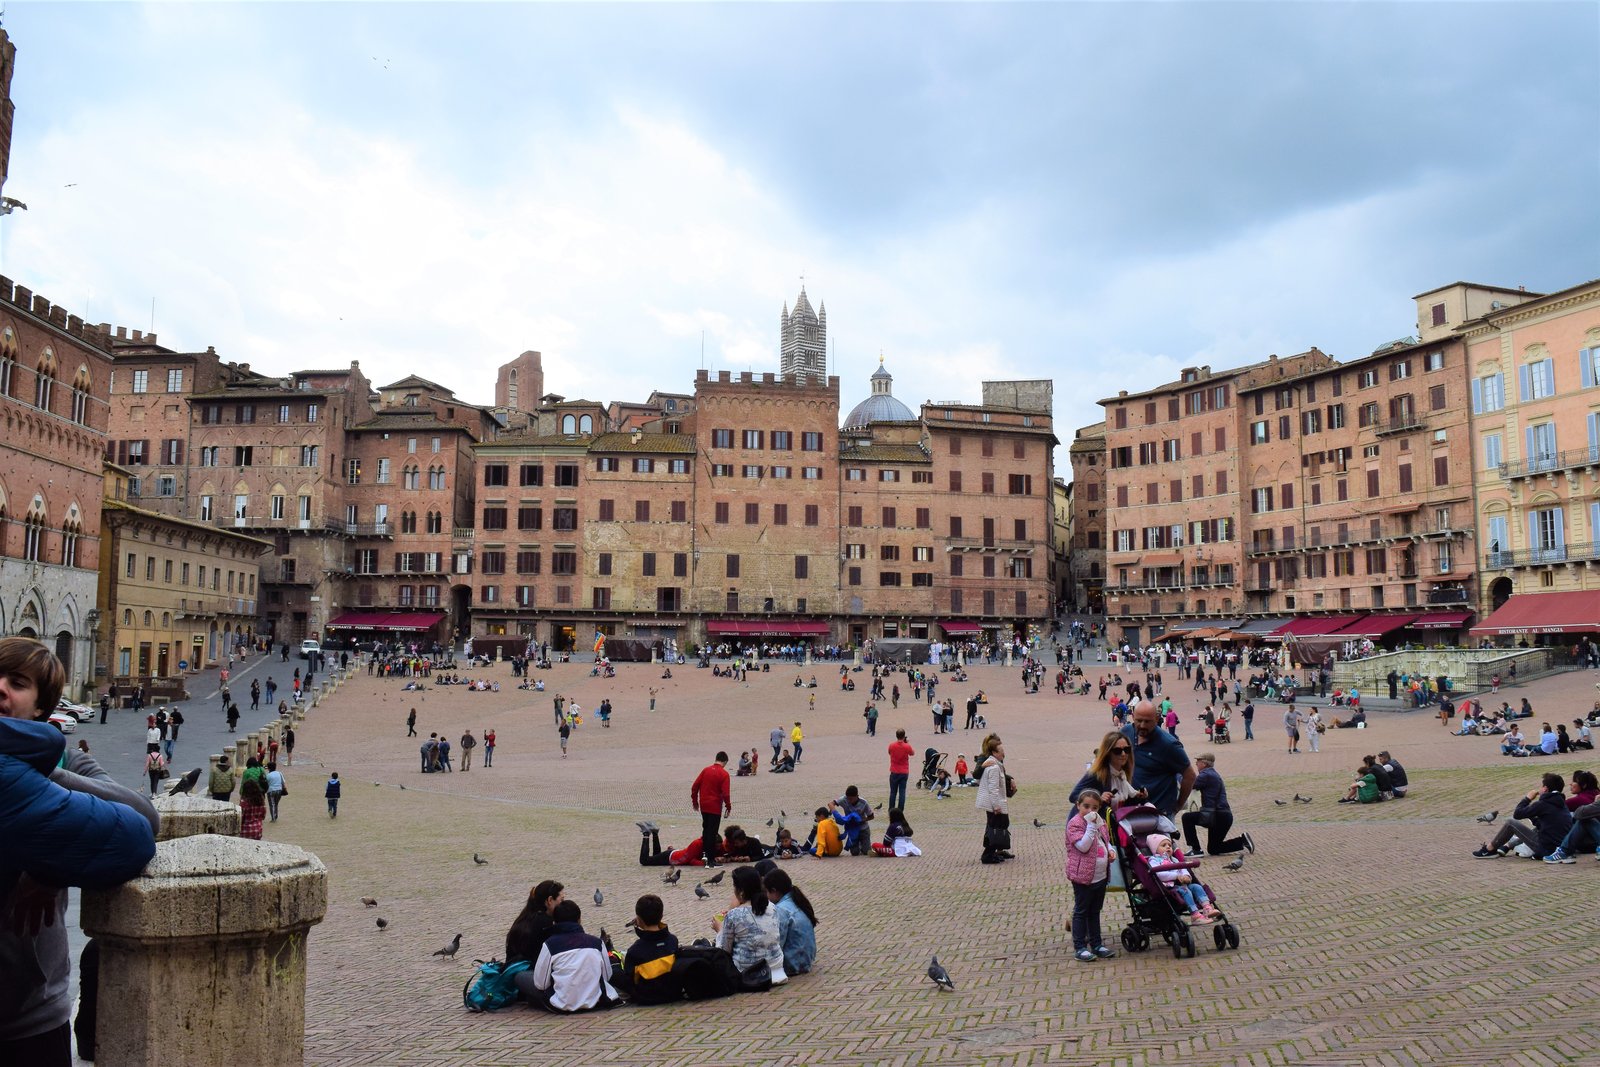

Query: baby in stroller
1146;834;1220;924
914;748;947;791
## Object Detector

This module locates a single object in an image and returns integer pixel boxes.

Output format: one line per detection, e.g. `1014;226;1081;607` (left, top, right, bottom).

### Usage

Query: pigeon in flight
166;768;202;796
702;870;725;886
473;853;489;865
927;955;955;991
432;934;462;959
1476;810;1499;824
375;918;388;930
695;883;711;899
1224;856;1245;871
593;889;604;907
361;897;378;907
663;868;681;885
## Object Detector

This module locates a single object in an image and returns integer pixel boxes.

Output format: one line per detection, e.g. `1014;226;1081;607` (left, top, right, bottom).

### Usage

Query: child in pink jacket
1065;791;1116;963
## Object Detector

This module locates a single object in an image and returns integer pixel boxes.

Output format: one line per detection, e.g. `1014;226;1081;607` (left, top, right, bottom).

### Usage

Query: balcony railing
1427;587;1470;604
175;598;259;618
1372;413;1426;436
1483;542;1600;569
343;523;393;537
1498;446;1600;480
1109;577;1236;595
453;527;476;541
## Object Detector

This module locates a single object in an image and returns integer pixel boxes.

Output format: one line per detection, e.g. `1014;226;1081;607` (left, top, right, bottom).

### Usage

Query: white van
299;639;322;659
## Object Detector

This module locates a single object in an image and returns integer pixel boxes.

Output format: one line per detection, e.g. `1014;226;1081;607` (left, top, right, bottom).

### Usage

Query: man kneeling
515;901;619;1011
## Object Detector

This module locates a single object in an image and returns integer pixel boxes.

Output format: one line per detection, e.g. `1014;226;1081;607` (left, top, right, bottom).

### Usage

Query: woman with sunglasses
1070;731;1149;810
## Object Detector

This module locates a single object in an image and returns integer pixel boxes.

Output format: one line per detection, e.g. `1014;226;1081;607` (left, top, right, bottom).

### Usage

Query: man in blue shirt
1180;753;1256;857
1121;704;1197;818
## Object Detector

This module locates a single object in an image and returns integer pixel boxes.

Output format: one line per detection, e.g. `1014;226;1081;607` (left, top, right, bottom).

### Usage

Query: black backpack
671;945;742;1000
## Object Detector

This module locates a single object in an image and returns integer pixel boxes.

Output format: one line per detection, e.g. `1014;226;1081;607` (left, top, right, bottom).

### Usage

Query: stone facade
494;350;543;415
0;278;113;695
1067;421;1105;614
1237;336;1476;619
1463;279;1600;618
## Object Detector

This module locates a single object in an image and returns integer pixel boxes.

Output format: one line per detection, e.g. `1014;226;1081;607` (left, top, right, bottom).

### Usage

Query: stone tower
780;287;827;382
495;350;544;414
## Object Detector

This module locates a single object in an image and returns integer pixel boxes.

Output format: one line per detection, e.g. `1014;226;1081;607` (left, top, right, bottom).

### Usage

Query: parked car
48;711;77;734
54;699;96;723
299;639;322;660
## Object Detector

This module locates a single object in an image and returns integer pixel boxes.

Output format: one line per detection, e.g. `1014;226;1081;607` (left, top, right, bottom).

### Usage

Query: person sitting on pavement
1544;773;1600;864
1535;723;1559;756
830;787;875;855
804;807;843;857
615;894;681;1006
1454;710;1479;736
763;867;817;976
1501;725;1529;756
1362;755;1396;800
515;900;620;1012
1339;764;1381;804
1472;773;1572;860
1575;719;1595;750
1376;751;1409;798
1331;708;1367;729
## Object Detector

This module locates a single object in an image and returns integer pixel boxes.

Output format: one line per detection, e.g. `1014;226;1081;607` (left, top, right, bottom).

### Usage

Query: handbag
1004;773;1018;799
983;822;1012;852
1106;841;1127;892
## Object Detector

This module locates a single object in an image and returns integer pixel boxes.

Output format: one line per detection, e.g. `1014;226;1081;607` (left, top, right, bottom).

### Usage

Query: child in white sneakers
1146;833;1218;924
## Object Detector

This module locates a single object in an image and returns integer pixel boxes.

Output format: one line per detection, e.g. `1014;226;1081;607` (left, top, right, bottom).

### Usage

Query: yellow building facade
98;466;272;685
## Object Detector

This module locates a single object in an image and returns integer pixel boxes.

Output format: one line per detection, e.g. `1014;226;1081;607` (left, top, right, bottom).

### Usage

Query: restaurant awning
1276;615;1367;638
1229;617;1291;636
1337;614;1418;638
939;620;984;635
1140;552;1184;567
1408;611;1474;630
1471;591;1600;635
325;611;446;632
705;619;831;636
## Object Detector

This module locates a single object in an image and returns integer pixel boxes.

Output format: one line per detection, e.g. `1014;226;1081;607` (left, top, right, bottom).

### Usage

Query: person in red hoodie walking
690;751;733;868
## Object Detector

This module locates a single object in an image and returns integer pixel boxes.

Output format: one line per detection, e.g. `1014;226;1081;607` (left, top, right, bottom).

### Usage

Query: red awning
1276;615;1367;638
705;619;830;637
1409;611;1474;630
1471;591;1600;635
326;612;446;632
940;620;983;635
1337;614;1418;638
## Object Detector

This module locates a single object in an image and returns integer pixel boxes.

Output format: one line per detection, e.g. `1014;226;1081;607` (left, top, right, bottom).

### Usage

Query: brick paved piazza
267;656;1600;1066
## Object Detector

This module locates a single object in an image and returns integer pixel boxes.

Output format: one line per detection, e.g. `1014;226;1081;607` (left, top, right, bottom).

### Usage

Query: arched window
562;414;576;434
0;327;16;397
579;414;593;434
71;367;92;424
60;522;80;567
403;465;420;490
426;510;443;534
35;348;57;411
22;514;45;561
143;610;154;626
429;466;446;491
401;510;417;534
123;608;133;625
161;612;171;627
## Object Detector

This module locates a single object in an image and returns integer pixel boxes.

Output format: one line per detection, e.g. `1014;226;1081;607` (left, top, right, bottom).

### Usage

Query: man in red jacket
690;751;732;868
887;728;916;813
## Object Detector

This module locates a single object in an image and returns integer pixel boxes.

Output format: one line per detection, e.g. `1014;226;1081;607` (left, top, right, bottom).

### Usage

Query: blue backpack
462;958;531;1012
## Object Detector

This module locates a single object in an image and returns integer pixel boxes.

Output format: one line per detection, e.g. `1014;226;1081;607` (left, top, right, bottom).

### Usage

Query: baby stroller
1212;719;1231;745
1112;803;1241;958
914;748;947;790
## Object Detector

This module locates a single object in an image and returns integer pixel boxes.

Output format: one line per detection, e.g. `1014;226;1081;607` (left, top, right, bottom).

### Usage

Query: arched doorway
1490;577;1513;612
54;631;73;676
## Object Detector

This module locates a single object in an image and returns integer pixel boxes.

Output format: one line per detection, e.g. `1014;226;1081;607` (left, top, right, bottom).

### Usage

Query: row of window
124;368;186;394
1111;519;1236;552
197;402;321;425
347;459;447;488
484;463;580;488
2;514;80;566
596;457;692;474
707;429;825;451
0;346;94;425
471;585;1026;616
123;552;256;594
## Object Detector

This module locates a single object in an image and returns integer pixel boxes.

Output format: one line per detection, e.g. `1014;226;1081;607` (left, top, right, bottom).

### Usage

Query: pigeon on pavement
1476;810;1499;824
702;870;725;886
1032;818;1046;828
375;918;388;930
473;853;489;865
1273;799;1287;806
361;897;378;907
432;934;462;959
593;889;604;907
1295;795;1313;804
663;868;681;885
695;883;711;899
766;818;775;826
1224;856;1245;871
927;954;955;990
166;768;202;796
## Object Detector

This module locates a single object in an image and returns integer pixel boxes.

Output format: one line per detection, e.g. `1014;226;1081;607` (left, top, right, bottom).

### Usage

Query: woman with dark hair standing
763;867;817;976
976;733;1013;864
505;880;565;964
711;866;786;985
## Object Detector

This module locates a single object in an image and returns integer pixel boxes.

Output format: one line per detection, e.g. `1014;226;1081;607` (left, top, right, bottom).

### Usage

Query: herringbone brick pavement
260;656;1600;1066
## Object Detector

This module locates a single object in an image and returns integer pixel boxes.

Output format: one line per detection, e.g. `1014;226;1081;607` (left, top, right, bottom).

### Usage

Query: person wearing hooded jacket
0;637;159;1065
1472;772;1572;859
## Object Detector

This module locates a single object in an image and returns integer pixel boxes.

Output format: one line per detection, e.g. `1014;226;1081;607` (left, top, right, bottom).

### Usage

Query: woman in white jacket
976;734;1012;864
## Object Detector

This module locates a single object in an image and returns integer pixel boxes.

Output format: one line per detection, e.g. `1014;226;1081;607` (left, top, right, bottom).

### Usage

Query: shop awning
1140;552;1184;567
939;620;984;635
1276;615;1367;638
1471;592;1600;635
326;612;446;632
1408;611;1473;630
1230;617;1291;636
1337;614;1418;638
705;619;831;636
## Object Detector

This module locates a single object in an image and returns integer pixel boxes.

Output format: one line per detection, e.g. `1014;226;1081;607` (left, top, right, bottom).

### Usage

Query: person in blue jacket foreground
0;637;159;1066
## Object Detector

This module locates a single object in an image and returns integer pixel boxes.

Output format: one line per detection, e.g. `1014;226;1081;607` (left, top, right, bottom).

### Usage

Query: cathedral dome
843;357;915;428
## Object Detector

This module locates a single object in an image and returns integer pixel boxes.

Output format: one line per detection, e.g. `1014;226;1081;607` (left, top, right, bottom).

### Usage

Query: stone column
151;794;241;840
81;835;327;1067
234;737;249;768
1005;648;1014;668
804;647;813;667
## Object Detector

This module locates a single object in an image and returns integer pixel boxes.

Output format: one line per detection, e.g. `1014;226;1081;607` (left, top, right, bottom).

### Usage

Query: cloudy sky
3;3;1596;447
